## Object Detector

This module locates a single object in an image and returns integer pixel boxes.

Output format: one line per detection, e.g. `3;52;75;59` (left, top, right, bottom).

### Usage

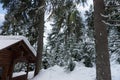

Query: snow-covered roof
0;36;36;56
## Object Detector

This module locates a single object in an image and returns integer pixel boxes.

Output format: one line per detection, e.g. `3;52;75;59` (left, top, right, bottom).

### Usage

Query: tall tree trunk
34;0;45;76
93;0;111;80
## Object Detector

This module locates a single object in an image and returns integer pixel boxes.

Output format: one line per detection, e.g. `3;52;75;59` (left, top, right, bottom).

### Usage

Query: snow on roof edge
0;36;37;56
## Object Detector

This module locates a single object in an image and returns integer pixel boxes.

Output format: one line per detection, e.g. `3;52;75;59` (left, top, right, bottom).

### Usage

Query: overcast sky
0;4;6;26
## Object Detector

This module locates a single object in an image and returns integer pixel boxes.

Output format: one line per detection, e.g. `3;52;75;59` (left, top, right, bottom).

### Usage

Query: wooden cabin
0;36;36;80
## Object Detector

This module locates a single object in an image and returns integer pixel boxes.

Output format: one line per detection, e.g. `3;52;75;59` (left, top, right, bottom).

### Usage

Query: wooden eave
20;40;36;62
0;40;36;63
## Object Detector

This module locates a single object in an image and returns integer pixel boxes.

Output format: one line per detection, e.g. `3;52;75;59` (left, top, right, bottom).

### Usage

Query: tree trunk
34;0;45;76
93;0;111;80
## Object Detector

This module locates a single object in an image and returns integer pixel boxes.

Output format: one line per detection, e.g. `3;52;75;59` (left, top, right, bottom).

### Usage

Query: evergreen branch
102;20;120;27
105;5;120;8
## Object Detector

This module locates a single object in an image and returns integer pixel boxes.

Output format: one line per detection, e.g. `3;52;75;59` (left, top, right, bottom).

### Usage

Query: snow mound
29;62;120;80
30;63;96;80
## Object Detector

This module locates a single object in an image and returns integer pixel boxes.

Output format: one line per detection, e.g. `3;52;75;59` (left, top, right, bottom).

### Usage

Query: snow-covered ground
28;62;120;80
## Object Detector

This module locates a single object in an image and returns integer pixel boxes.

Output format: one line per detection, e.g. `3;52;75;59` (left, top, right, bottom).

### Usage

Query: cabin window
0;67;3;80
12;62;27;78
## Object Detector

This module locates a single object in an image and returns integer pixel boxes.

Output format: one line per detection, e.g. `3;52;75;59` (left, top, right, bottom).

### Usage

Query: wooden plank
0;50;12;64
